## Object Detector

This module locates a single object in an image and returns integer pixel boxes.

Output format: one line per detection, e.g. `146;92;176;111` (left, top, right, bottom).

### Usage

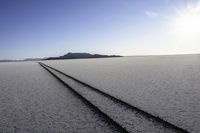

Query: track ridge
39;62;189;133
39;62;129;133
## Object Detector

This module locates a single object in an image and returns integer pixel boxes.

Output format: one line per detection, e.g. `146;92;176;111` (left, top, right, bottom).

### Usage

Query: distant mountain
0;58;43;63
0;60;14;63
0;53;122;62
45;52;122;60
24;58;43;61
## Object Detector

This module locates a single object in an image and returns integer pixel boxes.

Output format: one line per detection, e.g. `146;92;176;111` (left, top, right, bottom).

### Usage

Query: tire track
39;62;128;133
39;62;189;133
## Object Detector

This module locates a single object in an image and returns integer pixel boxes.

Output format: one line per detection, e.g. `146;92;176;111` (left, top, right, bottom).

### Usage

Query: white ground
43;54;200;133
44;63;179;133
0;62;119;133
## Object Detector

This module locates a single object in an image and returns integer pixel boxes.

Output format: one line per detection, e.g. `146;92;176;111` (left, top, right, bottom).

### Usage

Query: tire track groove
39;62;129;133
39;62;189;133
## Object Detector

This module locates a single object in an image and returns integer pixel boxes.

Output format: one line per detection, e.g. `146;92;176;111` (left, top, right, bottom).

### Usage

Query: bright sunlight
170;1;200;38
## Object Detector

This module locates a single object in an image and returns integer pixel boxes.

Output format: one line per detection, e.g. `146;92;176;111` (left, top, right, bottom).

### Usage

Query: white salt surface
43;64;180;133
0;62;119;133
43;54;200;133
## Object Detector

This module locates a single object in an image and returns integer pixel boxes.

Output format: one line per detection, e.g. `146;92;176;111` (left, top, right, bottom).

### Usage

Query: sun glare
174;13;200;33
170;2;200;37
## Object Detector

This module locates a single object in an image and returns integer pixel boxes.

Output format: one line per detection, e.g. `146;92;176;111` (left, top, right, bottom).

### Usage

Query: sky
0;0;200;59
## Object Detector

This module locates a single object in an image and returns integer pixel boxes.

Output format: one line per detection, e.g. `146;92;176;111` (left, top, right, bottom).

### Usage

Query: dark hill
45;52;122;60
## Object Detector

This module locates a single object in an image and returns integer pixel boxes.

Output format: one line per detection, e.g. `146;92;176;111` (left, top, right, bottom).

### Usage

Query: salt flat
0;62;119;133
40;62;184;133
43;54;200;133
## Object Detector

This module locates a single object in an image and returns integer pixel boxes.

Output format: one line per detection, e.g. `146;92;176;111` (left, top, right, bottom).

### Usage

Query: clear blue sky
0;0;200;59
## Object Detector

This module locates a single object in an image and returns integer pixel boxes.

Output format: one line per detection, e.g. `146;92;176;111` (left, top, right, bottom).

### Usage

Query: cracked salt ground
42;54;200;133
40;62;187;133
0;62;121;133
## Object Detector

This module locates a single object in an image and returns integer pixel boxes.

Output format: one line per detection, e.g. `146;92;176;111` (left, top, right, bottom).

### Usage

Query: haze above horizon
0;0;200;60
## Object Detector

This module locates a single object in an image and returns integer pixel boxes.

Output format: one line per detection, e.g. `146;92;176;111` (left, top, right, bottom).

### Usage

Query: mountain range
45;52;122;60
0;53;122;62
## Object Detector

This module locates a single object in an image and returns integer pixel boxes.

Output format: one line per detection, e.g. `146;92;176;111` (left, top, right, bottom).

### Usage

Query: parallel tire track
39;62;129;133
39;62;189;133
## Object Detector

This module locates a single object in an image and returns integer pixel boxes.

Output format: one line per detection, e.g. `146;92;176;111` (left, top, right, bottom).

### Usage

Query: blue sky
0;0;200;59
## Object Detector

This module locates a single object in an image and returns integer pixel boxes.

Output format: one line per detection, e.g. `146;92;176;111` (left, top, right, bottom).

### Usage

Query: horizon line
1;52;199;61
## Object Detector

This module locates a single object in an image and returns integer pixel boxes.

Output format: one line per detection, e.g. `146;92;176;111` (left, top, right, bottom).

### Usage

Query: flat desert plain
1;54;199;133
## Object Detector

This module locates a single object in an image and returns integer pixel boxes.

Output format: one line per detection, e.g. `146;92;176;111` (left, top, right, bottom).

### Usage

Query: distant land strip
0;52;122;62
45;52;122;60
